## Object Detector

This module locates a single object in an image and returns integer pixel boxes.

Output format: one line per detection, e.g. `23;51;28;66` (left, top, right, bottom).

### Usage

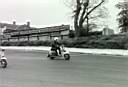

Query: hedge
2;34;128;49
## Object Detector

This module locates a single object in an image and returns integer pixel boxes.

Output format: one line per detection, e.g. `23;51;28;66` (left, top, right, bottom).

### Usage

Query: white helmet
54;37;59;41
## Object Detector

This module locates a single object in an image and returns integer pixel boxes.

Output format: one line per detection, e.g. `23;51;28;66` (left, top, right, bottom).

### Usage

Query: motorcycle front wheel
64;54;70;60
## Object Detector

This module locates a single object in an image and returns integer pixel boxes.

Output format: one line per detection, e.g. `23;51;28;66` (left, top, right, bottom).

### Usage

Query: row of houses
0;21;70;42
0;21;115;43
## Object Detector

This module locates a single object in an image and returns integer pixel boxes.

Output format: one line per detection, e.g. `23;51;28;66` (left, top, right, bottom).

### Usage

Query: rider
0;49;5;58
51;37;61;56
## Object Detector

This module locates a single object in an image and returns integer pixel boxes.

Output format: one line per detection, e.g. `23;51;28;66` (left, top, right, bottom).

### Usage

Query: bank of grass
2;34;128;49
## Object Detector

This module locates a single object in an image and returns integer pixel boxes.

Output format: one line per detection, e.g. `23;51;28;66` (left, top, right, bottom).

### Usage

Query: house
0;21;32;33
1;22;70;42
102;27;114;35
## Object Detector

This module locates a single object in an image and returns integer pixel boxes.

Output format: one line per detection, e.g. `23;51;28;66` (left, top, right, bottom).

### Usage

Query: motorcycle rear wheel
50;57;55;60
64;54;70;60
1;59;7;68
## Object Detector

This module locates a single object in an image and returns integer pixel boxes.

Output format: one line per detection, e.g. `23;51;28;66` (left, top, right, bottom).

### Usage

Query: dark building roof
3;24;70;37
15;25;30;30
37;25;70;33
0;23;18;29
0;22;35;33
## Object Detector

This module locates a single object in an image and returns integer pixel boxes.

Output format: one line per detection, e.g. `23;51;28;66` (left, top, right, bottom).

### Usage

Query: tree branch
74;0;82;30
83;0;105;21
79;0;89;27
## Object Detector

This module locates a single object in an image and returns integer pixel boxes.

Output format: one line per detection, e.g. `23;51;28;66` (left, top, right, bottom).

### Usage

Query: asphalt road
0;50;128;87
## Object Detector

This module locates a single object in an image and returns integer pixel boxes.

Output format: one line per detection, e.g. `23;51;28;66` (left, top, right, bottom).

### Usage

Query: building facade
0;22;70;42
102;27;114;35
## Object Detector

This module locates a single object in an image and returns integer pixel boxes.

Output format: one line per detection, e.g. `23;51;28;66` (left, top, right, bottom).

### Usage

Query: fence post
28;36;30;41
37;35;39;40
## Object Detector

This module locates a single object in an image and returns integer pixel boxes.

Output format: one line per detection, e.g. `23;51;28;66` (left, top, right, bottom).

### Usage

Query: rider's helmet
54;37;59;41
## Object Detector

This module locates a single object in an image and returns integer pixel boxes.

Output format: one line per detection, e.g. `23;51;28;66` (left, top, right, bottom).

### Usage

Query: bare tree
65;0;106;37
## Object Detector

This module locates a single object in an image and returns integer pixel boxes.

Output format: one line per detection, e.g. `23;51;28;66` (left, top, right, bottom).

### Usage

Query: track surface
0;50;128;87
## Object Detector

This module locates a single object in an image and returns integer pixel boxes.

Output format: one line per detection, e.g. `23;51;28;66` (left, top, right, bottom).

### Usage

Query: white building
102;27;114;35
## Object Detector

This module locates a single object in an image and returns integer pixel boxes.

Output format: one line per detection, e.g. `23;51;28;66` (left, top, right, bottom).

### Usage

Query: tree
116;0;128;33
69;30;75;38
65;0;106;37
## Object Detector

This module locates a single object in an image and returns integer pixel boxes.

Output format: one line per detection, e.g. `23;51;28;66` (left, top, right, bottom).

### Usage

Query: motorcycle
47;45;70;60
0;56;7;68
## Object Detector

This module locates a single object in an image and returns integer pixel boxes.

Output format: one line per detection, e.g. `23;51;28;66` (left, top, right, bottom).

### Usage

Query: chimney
13;21;16;25
27;21;30;27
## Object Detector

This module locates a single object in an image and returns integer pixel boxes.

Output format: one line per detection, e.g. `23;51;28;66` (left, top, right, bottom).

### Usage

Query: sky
104;0;120;33
0;0;120;32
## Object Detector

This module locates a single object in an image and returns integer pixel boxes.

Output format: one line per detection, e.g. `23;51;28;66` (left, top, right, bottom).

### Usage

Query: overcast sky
0;0;120;32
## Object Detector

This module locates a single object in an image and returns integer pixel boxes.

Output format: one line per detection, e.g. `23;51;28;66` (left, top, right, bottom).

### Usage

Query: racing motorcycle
47;45;70;60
